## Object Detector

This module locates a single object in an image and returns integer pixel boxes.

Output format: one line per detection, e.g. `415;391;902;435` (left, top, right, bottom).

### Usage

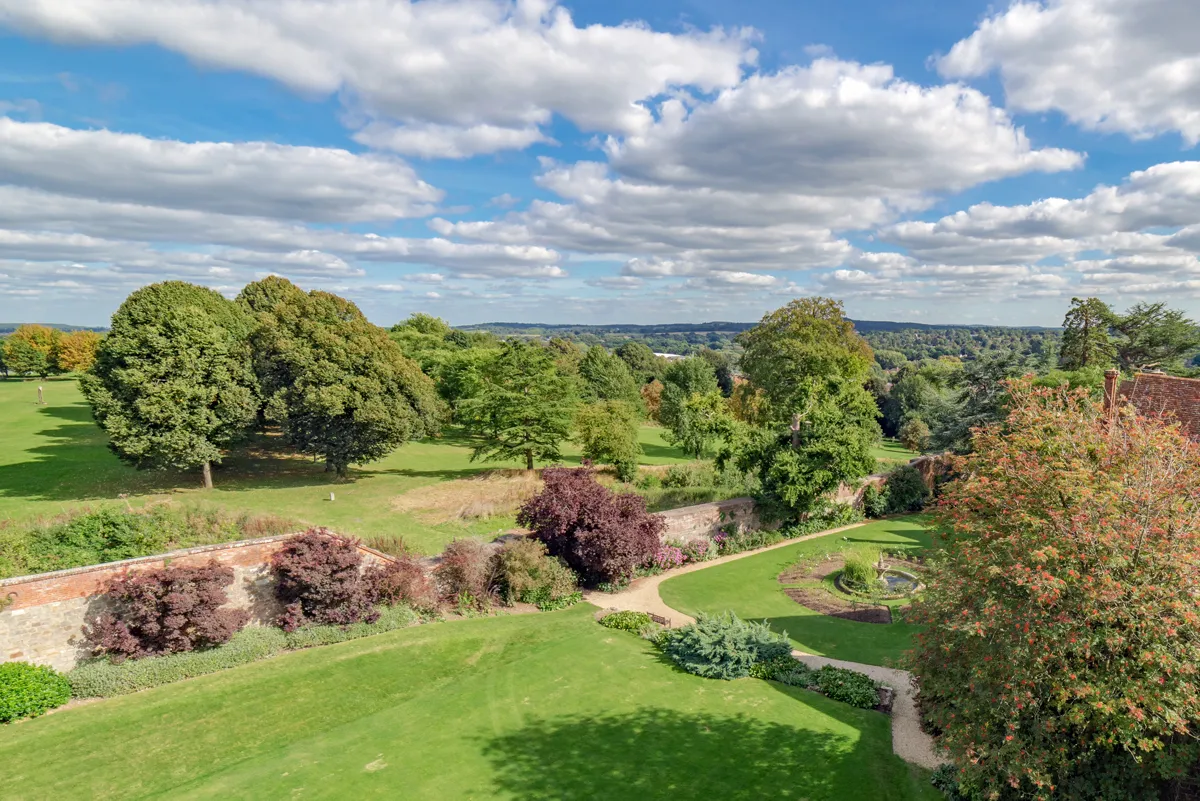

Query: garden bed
783;588;893;624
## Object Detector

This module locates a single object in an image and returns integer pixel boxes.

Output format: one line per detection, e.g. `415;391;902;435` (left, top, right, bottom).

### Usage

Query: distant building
1103;369;1200;441
654;352;685;362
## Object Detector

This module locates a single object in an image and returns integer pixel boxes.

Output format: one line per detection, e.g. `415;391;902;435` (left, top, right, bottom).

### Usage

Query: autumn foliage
87;561;249;660
911;380;1200;799
517;466;664;586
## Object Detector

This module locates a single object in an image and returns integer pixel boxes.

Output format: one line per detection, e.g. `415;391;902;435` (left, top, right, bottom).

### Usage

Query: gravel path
581;523;867;626
584;521;944;770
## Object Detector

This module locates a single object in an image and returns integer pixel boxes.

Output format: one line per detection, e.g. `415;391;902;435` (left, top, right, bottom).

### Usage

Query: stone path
584;522;944;770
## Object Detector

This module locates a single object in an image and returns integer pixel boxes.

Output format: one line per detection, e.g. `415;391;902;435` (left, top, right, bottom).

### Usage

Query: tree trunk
791;413;801;449
201;461;213;489
526;450;534;471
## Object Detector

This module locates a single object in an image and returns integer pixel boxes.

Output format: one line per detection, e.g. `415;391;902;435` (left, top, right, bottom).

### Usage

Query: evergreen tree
460;341;578;470
239;277;443;476
82;281;259;488
1109;301;1200;372
1059;296;1116;370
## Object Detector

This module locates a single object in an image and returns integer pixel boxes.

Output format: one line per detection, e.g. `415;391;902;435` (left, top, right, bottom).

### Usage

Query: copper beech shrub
517;466;663;586
911;380;1200;800
271;528;378;631
87;561;249;660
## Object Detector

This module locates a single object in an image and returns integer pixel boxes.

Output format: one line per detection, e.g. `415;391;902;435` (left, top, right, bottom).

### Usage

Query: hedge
0;662;73;722
69;604;420;698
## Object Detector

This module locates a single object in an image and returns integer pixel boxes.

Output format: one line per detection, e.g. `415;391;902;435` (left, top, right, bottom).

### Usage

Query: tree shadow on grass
761;612;919;670
639;440;689;460
480;708;862;800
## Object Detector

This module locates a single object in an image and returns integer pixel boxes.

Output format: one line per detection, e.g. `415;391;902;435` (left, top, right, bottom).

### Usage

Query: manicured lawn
0;379;691;554
660;517;933;668
0;604;938;800
871;439;920;471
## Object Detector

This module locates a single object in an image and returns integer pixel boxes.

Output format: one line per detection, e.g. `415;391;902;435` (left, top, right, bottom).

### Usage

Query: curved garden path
583;522;944;771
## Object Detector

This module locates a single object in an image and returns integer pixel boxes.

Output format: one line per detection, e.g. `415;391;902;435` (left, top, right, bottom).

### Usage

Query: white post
37;385;44;405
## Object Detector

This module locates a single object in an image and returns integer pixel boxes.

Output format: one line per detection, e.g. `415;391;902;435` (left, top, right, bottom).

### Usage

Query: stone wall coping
0;532;398;590
654;497;755;518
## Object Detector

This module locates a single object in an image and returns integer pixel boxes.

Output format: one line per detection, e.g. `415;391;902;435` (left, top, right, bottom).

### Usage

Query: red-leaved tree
365;552;440;612
87;561;249;660
517;467;663;586
911;380;1200;800
271;528;377;630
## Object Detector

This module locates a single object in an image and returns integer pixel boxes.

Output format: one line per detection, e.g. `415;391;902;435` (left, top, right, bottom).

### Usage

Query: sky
1;0;1200;328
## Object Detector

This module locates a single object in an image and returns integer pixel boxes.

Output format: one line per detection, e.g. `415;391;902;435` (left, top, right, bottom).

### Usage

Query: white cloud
352;121;550;159
0;0;755;157
606;59;1081;197
584;275;643;289
0;117;441;221
939;0;1200;143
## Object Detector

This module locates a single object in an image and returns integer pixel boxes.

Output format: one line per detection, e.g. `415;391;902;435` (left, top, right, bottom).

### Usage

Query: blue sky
1;0;1199;327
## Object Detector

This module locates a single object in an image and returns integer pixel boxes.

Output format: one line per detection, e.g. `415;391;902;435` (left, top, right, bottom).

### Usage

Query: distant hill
461;319;1060;334
0;324;107;334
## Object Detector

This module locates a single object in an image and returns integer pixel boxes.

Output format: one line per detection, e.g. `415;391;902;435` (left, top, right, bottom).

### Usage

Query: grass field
0;379;693;554
870;439;920;471
0;603;937;800
660;517;932;667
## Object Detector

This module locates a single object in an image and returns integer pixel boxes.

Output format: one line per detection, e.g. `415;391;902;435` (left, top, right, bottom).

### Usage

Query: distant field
0;379;693;555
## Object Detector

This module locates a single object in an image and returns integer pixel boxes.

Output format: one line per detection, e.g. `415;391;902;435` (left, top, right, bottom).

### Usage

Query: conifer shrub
86;560;249;660
271;528;377;631
517;466;664;586
0;662;72;722
657;611;791;680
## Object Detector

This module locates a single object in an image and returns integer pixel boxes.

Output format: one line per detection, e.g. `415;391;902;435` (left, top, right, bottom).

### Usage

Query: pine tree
1059;296;1116;370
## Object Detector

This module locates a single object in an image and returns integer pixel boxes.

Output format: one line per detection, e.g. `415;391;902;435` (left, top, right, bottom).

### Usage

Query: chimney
1103;369;1121;419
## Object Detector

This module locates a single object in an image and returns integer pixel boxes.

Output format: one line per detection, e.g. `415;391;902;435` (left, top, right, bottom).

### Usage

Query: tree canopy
574;400;641;480
2;324;61;377
239;277;443;476
578;346;642;406
913;380;1200;799
81;281;259;488
459;340;578;470
1059;296;1116;371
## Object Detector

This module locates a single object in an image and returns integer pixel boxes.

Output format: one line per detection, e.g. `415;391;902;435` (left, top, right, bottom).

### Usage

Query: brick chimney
1103;369;1121;420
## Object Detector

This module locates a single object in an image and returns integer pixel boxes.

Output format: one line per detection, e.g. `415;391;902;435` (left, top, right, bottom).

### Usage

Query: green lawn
660;518;932;667
0;379;691;554
0;604;937;800
871;439;920;472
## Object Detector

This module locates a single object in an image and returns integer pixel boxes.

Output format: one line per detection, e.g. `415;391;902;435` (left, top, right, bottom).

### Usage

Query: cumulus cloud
0;0;755;157
0;118;441;221
939;0;1200;143
607;59;1081;197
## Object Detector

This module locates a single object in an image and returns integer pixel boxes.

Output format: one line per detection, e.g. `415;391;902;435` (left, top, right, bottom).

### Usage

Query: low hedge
599;610;656;635
753;656;881;710
0;662;73;722
69;604;420;698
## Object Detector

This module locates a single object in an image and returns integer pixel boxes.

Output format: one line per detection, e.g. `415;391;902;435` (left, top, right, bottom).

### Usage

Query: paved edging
584;520;945;770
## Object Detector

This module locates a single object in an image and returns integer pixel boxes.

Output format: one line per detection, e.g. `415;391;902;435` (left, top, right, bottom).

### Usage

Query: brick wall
0;536;394;672
657;497;761;543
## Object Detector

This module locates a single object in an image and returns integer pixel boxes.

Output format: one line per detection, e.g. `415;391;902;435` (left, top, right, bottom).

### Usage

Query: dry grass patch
391;470;544;525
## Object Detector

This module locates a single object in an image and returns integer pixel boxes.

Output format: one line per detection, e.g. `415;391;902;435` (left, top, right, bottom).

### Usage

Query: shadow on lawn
481;708;857;800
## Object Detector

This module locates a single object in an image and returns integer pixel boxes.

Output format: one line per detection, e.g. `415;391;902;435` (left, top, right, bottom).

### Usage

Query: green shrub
0;662;72;722
787;503;864;535
69;626;288;698
599;610;655;634
840;554;877;591
661;463;714;488
861;483;889;518
69;605;420;698
930;764;971;801
713;525;785;556
495;537;579;609
282;604;419;649
812;665;880;709
657;611;792;680
884;465;931;513
747;654;798;680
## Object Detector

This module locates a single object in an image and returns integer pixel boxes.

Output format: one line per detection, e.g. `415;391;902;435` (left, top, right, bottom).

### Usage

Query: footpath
583;522;944;770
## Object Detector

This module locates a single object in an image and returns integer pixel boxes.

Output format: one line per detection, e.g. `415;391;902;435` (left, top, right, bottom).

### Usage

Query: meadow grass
0;604;938;800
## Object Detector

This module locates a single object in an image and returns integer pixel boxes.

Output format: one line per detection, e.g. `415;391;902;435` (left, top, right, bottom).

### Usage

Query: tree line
0;324;102;378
